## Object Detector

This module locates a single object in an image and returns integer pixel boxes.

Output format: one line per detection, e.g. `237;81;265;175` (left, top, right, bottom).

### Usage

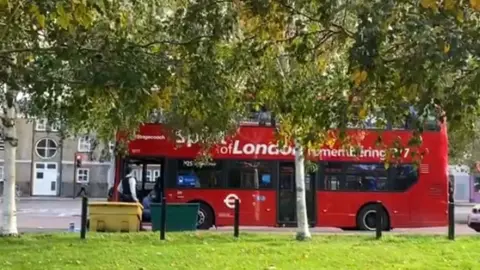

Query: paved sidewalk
0;197;475;233
16;197;105;201
0;197;106;203
455;202;478;207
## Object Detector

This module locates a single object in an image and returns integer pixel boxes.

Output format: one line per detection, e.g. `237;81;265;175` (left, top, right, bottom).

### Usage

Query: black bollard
80;196;88;239
234;199;240;238
375;202;382;239
447;177;455;240
160;196;166;240
448;201;455;240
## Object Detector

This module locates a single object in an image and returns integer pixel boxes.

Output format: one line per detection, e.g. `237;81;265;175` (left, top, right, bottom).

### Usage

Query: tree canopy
1;0;240;147
2;0;480;157
2;0;480;239
448;123;480;168
160;0;480;161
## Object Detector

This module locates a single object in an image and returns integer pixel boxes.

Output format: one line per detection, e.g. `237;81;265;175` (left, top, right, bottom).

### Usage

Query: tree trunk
107;141;115;198
107;156;115;189
294;140;311;240
1;105;18;236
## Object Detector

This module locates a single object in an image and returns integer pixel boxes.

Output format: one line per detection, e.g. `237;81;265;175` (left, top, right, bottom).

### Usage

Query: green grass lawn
0;232;479;270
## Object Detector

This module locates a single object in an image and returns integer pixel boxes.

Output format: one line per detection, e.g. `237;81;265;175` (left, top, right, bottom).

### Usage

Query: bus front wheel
357;204;390;231
197;203;214;230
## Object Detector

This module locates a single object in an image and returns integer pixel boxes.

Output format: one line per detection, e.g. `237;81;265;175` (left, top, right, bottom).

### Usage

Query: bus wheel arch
188;200;215;230
356;202;391;231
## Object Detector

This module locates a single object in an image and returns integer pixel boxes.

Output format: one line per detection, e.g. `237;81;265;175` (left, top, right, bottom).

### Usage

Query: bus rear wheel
197;203;214;230
357;205;389;231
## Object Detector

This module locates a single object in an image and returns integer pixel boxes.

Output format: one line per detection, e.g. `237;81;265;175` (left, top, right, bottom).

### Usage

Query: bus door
277;162;316;226
122;157;165;202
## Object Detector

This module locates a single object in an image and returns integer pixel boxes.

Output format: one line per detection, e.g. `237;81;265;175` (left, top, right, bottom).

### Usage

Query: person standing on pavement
117;166;139;203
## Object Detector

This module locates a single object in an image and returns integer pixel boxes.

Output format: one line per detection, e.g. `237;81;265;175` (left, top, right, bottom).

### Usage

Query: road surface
0;198;97;232
0;198;477;235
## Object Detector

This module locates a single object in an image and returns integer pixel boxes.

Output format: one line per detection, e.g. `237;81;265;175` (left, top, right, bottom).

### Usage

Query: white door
32;162;58;196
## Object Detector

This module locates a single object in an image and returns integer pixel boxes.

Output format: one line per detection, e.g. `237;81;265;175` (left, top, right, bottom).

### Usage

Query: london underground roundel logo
223;194;240;209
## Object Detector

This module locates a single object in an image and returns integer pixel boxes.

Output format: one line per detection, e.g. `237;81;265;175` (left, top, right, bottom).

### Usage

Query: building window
35;119;60;132
50;121;61;132
35;119;47;131
227;161;274;189
177;159;222;188
35;138;58;159
0;138;4;151
78;136;93;152
76;168;89;183
0;166;4;182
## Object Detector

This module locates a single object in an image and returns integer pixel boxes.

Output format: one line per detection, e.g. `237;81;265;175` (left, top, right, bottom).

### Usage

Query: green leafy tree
3;0;480;240
162;0;480;240
0;0;240;236
448;123;480;169
1;0;157;236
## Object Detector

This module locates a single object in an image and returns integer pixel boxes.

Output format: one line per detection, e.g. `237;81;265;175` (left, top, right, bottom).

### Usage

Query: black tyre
474;229;480;233
197;203;214;230
356;205;389;231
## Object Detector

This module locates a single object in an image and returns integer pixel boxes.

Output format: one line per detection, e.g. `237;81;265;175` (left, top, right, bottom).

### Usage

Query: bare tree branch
274;0;354;38
0;2;23;41
0;34;218;56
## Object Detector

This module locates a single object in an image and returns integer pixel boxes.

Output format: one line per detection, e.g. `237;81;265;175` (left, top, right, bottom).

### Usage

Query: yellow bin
88;202;143;233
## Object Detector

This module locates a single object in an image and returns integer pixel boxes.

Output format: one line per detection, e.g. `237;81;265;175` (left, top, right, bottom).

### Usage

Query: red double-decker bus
113;120;448;231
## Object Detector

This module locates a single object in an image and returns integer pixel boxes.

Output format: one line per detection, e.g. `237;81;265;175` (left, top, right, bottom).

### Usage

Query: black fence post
160;196;166;240
448;201;455;240
234;199;240;238
448;179;455;240
80;196;88;239
376;202;382;239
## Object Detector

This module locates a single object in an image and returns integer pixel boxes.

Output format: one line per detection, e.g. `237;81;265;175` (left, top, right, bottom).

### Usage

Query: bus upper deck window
424;116;441;131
